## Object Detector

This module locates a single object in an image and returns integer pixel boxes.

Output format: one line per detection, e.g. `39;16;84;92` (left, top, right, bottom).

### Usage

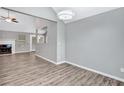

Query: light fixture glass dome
58;10;75;20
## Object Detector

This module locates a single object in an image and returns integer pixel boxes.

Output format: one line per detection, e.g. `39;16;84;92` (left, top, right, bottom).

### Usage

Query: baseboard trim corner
57;61;66;65
35;54;57;65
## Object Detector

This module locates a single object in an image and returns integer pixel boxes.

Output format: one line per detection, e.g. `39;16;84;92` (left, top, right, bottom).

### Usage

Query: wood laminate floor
0;53;124;86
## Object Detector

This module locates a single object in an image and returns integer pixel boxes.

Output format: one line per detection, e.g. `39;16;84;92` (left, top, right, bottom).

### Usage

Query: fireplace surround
0;44;12;54
0;40;15;54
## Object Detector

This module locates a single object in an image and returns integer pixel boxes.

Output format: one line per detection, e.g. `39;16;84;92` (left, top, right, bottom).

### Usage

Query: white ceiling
52;7;119;23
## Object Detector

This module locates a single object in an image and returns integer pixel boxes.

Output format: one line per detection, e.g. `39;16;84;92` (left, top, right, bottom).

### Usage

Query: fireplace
0;44;12;54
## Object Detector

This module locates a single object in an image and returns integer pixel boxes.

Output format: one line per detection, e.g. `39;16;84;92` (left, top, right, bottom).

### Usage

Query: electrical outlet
120;68;124;72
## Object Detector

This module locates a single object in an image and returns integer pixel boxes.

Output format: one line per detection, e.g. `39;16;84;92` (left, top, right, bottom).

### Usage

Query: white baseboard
35;54;66;65
65;61;124;82
57;61;66;65
34;54;124;82
15;51;31;54
35;54;57;65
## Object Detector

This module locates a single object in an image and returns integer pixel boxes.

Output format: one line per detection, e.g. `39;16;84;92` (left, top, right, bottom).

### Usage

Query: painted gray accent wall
35;20;57;62
57;21;66;62
66;8;124;79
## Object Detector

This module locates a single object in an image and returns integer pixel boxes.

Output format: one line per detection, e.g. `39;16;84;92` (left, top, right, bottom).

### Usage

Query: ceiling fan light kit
0;10;19;23
5;18;12;23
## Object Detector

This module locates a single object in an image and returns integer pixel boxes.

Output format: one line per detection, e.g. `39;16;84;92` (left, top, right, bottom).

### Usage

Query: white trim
35;54;57;65
15;51;31;54
30;34;36;52
34;54;124;82
57;61;66;65
65;61;124;82
35;54;65;65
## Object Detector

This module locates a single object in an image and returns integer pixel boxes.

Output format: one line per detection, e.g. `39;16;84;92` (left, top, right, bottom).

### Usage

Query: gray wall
57;21;66;62
66;8;124;79
36;20;57;62
0;31;30;53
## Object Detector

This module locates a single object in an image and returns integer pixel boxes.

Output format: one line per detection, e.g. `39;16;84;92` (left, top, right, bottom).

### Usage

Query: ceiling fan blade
11;18;18;23
0;16;6;19
12;20;19;23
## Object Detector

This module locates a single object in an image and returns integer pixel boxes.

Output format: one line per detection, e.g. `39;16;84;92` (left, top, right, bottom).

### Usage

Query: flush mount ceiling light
58;10;75;20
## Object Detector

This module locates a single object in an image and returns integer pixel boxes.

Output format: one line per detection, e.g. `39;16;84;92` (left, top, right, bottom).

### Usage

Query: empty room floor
0;53;123;86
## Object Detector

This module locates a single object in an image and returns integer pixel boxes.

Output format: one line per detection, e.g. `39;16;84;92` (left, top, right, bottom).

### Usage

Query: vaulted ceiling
52;7;119;23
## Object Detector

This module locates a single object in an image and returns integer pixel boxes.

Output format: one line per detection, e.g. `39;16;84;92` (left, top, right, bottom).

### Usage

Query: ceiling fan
0;10;19;23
